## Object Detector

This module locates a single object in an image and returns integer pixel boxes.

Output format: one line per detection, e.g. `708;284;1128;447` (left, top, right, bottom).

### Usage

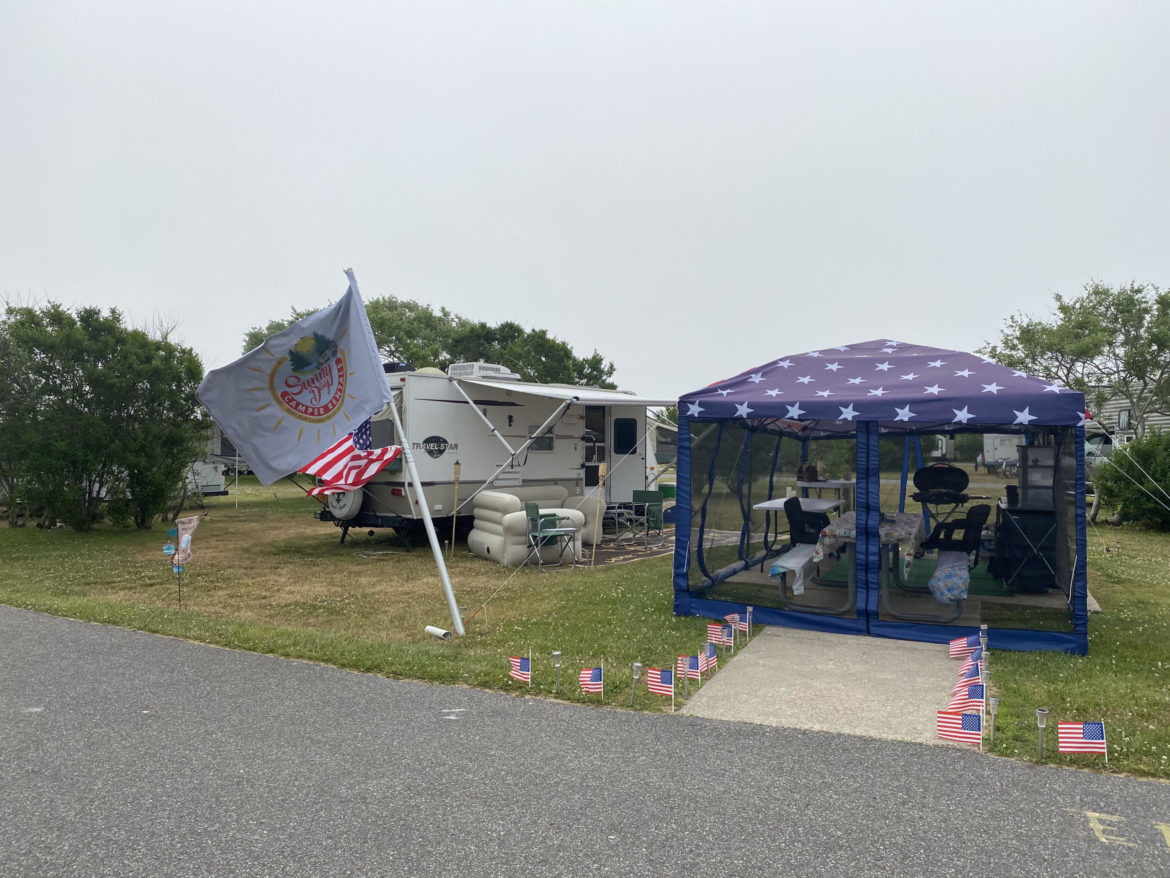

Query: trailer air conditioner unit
447;362;522;381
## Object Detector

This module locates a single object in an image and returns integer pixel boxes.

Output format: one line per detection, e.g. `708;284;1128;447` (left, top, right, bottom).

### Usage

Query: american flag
299;419;401;496
958;647;983;675
579;666;603;693
707;622;734;646
724;613;748;633
700;642;718;673
951;664;982;693
937;710;983;744
646;667;674;696
677;654;701;680
947;683;985;713
508;655;530;684
1057;721;1107;754
949;634;980;658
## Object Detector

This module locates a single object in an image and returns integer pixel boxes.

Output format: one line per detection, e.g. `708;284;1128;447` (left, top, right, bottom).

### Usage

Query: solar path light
631;662;643;706
552;651;562;692
1036;708;1049;762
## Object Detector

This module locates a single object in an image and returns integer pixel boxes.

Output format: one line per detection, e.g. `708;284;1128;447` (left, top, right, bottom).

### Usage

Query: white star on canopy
785;403;805;419
952;406;975;424
687;402;704;417
735;403;754;418
894;405;916;421
838;403;858;421
982;383;1002;394
1013;407;1037;425
923;384;943;395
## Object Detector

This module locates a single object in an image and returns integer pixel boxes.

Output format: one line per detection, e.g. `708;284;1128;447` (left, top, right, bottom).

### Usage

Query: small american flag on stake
958;647;983;675
937;710;983;746
646;667;674;696
1058;722;1107;760
949;634;980;658
677;654;701;681
707;622;734;646
725;613;748;633
579;666;603;694
700;641;718;674
951;664;982;693
508;655;531;684
947;683;985;713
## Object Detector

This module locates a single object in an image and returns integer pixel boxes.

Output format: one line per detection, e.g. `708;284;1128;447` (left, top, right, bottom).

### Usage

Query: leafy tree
2;304;207;530
981;281;1170;437
244;295;616;387
1092;430;1170;530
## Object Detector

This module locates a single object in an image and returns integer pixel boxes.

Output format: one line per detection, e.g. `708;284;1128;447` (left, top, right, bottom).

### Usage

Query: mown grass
1;479;1167;779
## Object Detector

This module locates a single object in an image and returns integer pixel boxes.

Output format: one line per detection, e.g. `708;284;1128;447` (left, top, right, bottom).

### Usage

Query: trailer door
607;406;647;502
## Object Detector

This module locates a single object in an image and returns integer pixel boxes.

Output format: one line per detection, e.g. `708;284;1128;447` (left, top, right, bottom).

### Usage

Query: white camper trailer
314;362;675;540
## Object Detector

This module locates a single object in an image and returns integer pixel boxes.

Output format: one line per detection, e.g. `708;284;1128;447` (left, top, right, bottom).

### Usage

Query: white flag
196;270;393;484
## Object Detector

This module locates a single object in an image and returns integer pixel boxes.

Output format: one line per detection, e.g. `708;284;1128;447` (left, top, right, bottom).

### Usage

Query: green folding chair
524;502;577;570
624;490;665;547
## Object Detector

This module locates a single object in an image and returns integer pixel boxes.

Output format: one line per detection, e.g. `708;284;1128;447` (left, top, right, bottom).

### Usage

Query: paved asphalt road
3;606;1168;877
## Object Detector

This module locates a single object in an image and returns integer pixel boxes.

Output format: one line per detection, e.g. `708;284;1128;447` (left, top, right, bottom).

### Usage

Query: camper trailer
315;363;675;538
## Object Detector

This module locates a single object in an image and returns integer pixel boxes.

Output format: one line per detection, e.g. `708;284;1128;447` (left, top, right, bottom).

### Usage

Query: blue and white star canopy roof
678;340;1086;436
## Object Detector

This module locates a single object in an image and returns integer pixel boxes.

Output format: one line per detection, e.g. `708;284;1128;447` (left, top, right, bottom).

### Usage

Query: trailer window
613;418;638;455
529;425;554;452
370;419;396;449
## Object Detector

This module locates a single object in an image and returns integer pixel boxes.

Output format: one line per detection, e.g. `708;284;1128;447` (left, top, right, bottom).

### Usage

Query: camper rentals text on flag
196;270;393;484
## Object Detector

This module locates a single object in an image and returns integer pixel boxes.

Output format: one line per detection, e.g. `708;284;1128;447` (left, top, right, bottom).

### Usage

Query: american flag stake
958;647;983;675
949;634;980;658
1057;722;1107;762
937;710;983;747
508;654;531;685
707;622;734;649
646;667;675;711
947;683;985;713
579;666;604;696
951;664;982;694
700;641;718;675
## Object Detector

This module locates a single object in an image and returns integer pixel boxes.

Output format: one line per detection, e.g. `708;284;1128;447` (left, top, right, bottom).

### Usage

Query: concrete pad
681;626;964;745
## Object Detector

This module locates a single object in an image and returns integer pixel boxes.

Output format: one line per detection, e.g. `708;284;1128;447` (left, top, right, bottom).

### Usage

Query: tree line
4;282;1165;530
243;296;616;388
1;295;616;530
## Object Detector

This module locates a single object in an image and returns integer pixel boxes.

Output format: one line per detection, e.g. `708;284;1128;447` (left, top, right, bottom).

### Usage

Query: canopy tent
672;339;1089;654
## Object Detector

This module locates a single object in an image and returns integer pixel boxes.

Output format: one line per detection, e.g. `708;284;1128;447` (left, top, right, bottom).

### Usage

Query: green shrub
1093;429;1170;529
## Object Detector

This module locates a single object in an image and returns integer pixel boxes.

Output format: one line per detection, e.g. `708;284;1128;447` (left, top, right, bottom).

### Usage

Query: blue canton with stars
678;339;1086;434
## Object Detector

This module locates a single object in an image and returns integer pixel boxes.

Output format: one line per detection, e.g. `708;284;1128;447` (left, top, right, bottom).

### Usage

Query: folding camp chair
619;490;665;547
524;502;577;570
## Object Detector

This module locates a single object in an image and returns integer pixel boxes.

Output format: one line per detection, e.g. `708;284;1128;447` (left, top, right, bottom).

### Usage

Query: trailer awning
455;378;675;407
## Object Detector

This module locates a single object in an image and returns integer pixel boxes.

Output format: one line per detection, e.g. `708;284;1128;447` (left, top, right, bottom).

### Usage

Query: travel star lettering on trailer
314;362;675;542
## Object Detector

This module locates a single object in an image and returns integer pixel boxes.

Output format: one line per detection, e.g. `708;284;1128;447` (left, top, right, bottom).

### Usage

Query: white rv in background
315;363;675;539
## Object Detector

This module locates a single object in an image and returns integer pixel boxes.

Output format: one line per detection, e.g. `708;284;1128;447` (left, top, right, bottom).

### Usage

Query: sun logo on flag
262;331;351;432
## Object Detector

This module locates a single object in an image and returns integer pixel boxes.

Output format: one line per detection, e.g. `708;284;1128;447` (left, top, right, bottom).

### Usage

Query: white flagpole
670;672;675;713
386;397;465;636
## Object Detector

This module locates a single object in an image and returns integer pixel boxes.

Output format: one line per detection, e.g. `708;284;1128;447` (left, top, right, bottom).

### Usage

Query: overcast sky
3;2;1168;400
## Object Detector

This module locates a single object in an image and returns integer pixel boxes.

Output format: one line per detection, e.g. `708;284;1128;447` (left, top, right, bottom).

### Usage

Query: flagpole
385;363;465;636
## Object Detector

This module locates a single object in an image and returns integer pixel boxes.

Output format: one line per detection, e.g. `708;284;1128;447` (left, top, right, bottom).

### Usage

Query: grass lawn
2;479;1167;780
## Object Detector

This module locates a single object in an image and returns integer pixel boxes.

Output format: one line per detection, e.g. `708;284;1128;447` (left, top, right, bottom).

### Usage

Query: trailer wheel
327;488;364;521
